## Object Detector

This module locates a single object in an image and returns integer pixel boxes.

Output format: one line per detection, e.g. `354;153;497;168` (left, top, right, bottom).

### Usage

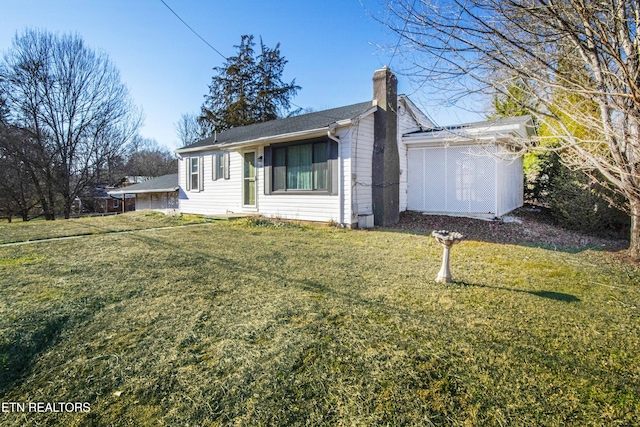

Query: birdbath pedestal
431;230;464;283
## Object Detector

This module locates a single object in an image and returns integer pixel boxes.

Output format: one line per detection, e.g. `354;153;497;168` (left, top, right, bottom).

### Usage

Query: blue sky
0;0;484;150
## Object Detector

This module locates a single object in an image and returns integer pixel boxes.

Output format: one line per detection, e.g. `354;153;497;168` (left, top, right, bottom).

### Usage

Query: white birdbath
431;230;464;283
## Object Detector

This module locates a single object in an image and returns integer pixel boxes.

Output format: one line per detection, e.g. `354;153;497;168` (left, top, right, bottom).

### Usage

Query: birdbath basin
431;230;464;283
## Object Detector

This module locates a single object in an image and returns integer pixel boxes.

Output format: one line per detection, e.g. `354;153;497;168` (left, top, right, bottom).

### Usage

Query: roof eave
403;129;523;147
174;119;362;155
107;187;179;195
403;118;534;146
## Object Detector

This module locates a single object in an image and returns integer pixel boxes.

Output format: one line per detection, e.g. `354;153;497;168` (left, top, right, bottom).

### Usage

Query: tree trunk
63;198;72;219
43;197;55;220
21;210;29;222
630;199;640;261
39;196;54;220
46;180;56;220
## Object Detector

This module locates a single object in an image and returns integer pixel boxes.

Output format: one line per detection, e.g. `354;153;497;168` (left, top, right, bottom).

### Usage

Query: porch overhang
402;117;534;148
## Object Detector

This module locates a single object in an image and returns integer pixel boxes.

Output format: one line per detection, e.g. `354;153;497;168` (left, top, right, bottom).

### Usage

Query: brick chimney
372;66;399;226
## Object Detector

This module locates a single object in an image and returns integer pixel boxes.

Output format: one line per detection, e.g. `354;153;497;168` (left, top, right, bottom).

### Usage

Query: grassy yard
0;213;638;426
0;211;206;244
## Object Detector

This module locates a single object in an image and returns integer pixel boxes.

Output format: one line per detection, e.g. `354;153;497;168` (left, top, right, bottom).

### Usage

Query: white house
108;173;179;215
175;68;533;227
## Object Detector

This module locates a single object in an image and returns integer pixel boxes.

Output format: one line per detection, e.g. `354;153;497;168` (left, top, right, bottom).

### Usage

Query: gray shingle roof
178;101;374;151
107;174;178;195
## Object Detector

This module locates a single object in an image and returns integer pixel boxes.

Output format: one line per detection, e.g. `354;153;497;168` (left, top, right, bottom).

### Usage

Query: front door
243;151;256;207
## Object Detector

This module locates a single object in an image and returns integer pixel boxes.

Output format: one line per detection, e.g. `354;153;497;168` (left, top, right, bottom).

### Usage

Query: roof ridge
178;101;373;152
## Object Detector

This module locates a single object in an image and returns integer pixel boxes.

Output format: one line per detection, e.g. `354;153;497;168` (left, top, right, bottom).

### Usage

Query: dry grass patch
0;215;638;426
0;211;205;244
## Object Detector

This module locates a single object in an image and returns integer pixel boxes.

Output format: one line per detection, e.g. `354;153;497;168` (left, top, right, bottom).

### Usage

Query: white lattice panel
407;148;426;210
424;147;447;212
495;148;524;216
407;145;497;215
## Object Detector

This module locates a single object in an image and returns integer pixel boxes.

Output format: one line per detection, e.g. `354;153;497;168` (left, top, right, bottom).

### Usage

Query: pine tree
200;35;300;134
488;78;534;120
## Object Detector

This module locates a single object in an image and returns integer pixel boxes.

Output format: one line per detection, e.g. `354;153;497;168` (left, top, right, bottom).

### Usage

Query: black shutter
329;139;339;195
263;145;272;194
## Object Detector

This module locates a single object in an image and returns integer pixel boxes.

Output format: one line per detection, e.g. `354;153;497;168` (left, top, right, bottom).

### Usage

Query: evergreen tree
488;78;534;120
200;35;300;134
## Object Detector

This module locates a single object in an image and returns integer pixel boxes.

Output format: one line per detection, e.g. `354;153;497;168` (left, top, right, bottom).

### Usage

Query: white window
186;157;203;191
212;151;230;181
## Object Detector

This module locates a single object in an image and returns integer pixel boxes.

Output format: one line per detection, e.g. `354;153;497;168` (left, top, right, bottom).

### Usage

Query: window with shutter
265;137;335;194
212;152;229;181
212;154;218;180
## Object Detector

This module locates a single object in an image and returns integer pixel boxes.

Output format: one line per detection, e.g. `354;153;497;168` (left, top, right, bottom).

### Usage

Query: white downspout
328;124;343;225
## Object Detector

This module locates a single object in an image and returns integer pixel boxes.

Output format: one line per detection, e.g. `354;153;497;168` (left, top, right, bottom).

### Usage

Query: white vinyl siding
339;129;352;225
179;139;344;222
398;99;424;212
179;150;244;215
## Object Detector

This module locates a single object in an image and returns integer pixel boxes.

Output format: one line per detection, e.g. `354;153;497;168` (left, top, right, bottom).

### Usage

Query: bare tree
125;137;177;178
0;126;39;221
0;118;59;220
0;29;142;219
376;0;640;259
175;113;204;147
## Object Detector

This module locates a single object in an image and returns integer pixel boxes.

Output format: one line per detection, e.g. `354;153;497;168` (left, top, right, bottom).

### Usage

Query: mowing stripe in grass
0;222;214;247
1;216;638;426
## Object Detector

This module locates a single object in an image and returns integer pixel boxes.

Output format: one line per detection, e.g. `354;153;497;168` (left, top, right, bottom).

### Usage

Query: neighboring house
122;176;154;185
108;174;179;215
175;67;533;227
84;186;135;214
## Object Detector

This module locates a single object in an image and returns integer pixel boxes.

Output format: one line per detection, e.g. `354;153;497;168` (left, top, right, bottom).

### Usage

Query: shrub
548;167;629;234
242;216;305;229
525;151;628;235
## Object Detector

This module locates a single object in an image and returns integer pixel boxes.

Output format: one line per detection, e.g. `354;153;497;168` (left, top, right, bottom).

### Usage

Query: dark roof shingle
107;174;178;195
179;101;373;151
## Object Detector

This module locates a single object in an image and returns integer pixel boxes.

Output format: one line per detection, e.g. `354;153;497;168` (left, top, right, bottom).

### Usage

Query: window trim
264;137;338;196
185;156;203;192
243;150;257;208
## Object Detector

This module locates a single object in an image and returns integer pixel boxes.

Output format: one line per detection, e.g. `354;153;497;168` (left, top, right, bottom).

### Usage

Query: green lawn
0;214;638;426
